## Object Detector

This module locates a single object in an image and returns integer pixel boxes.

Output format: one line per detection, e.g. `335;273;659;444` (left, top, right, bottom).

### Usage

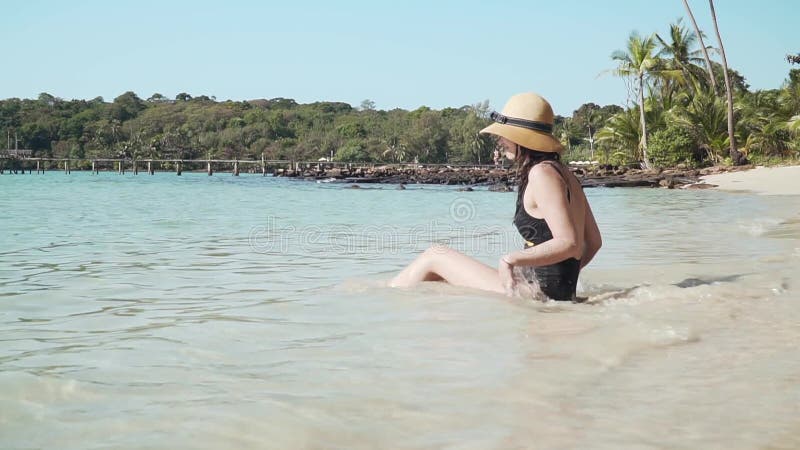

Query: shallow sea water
1;172;799;449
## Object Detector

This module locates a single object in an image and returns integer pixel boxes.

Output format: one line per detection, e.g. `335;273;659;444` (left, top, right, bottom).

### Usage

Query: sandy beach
701;165;800;195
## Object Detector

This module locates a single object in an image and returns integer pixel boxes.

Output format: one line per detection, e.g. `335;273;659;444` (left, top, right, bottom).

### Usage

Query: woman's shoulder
528;161;566;181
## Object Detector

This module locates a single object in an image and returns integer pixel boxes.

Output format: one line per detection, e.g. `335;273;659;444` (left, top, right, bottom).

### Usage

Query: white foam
738;217;782;237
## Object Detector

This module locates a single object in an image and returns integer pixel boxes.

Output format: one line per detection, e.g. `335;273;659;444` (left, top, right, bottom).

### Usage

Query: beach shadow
673;274;744;288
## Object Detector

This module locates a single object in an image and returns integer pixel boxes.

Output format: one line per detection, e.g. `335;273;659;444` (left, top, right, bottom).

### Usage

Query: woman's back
517;161;587;261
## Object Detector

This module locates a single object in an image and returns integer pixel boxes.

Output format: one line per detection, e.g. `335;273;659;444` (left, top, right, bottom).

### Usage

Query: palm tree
778;72;800;119
788;115;800;135
655;20;708;96
583;110;604;159
681;0;717;91
745;121;793;157
737;90;796;157
382;136;407;162
471;132;492;165
596;109;641;164
611;32;662;168
554;118;579;152
708;0;747;165
671;90;728;162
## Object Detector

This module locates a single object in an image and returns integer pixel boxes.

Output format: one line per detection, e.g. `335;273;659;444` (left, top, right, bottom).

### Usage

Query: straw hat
480;92;563;153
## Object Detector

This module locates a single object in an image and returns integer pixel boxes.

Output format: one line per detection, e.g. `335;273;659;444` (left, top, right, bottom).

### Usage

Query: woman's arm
504;164;579;267
580;200;602;269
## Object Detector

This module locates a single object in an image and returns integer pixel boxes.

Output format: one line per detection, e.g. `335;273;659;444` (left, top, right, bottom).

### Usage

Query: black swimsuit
512;162;581;301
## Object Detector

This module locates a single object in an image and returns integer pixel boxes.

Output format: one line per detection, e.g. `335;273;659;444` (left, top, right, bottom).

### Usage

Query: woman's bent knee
424;243;451;256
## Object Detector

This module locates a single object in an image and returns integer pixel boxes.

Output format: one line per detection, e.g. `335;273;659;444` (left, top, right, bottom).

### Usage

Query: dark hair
514;145;561;203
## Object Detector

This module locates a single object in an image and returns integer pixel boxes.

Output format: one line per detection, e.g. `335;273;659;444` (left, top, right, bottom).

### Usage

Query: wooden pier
0;156;291;176
0;150;499;176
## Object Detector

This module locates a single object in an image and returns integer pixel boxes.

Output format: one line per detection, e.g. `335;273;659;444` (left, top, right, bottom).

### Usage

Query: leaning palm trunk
682;0;717;92
709;0;747;165
638;74;651;168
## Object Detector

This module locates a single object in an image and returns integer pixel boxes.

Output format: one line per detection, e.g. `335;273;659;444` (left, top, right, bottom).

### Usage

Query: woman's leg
389;244;505;294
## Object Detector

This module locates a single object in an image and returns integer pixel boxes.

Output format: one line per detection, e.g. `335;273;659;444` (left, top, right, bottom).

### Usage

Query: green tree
110;91;145;122
655;20;708;101
596;108;641;164
554;116;581;153
147;93;169;103
648;123;695;167
335;141;372;162
404;109;449;163
572;103;605;158
611;31;663;168
359;99;376;111
671;90;728;162
737;90;795;158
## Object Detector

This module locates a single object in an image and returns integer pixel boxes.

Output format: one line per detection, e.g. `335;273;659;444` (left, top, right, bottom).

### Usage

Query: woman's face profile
498;137;517;161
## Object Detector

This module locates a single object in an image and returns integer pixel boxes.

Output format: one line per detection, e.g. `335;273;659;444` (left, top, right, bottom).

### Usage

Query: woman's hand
498;255;515;297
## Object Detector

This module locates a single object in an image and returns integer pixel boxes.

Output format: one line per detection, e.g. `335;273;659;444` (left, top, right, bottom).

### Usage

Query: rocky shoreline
275;164;755;190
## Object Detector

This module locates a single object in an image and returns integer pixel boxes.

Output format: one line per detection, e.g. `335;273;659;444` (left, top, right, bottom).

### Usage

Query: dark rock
279;163;713;189
348;184;361;189
684;183;717;190
675;274;742;288
488;184;514;192
582;177;659;188
456;186;474;192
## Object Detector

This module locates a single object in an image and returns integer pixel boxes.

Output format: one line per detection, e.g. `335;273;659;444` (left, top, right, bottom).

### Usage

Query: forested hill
0;92;621;165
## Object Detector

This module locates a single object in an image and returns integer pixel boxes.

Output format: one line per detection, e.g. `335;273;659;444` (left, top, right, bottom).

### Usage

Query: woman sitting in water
389;92;602;301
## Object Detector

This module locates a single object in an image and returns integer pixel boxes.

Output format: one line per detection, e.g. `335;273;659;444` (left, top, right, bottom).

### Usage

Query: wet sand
701;165;800;195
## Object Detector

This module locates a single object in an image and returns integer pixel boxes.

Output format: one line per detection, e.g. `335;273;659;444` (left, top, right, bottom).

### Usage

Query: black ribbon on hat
489;111;553;133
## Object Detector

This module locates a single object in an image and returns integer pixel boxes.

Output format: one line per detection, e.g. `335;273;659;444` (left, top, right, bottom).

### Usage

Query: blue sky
1;0;797;116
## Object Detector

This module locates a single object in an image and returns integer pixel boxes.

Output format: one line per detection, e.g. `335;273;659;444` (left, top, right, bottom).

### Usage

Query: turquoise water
2;171;800;449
